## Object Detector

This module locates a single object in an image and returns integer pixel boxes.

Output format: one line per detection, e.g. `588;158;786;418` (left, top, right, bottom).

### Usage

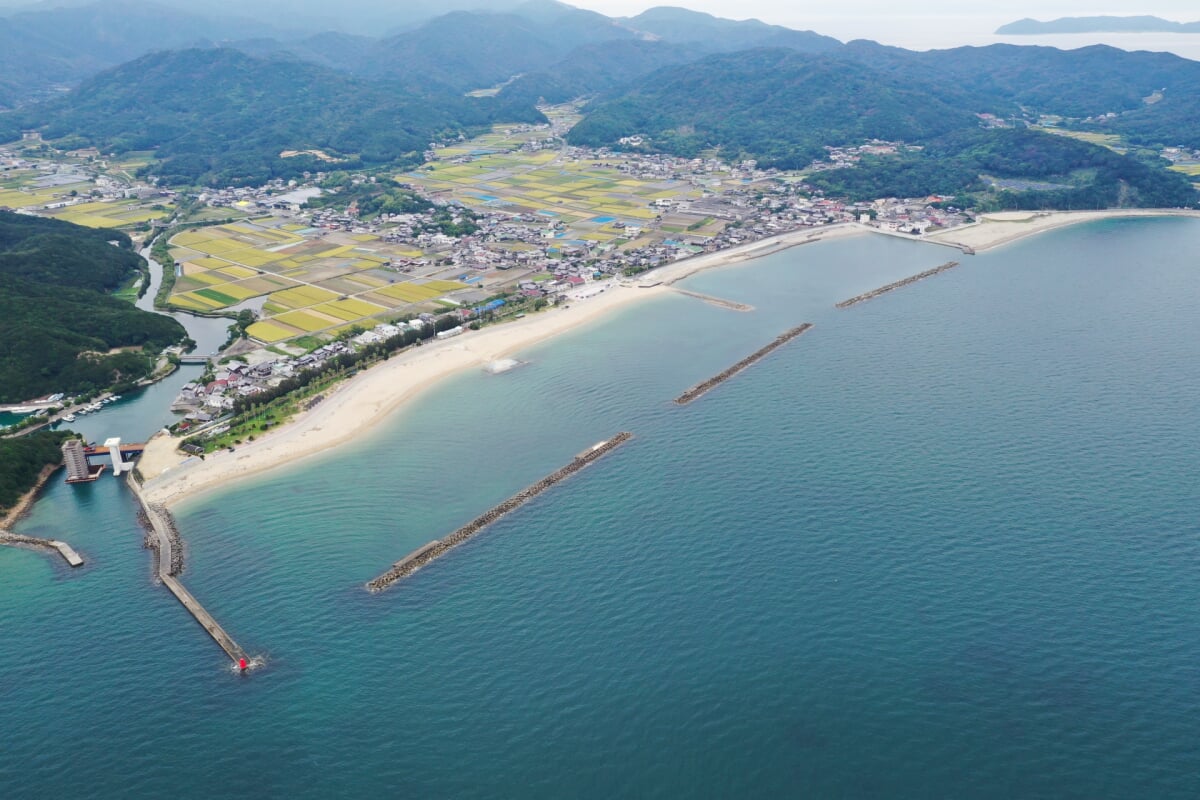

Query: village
3;115;982;364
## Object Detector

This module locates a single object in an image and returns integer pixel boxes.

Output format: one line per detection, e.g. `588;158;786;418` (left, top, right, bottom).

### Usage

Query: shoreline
924;208;1200;252
139;209;1196;508
1;463;61;531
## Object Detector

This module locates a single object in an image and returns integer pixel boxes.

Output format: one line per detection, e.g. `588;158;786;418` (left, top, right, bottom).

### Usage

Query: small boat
62;413;77;423
110;395;122;402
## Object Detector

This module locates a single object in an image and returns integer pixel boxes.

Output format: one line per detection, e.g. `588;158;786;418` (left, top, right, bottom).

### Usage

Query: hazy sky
572;1;1199;22
568;2;1200;54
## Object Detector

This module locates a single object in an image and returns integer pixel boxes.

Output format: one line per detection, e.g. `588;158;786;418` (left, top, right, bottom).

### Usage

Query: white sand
140;224;864;507
925;209;1200;252
140;209;1198;507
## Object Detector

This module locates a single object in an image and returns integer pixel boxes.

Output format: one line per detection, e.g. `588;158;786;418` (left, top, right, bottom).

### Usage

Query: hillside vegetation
0;430;71;512
0;48;542;187
0;211;186;403
806;129;1197;209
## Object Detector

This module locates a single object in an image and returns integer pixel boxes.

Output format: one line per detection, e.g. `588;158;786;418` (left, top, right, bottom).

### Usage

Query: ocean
4;218;1200;797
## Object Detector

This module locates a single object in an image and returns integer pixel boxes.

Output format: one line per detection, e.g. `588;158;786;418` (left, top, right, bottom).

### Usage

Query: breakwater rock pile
671;288;755;312
674;324;813;405
150;503;185;577
836;261;960;309
368;432;635;593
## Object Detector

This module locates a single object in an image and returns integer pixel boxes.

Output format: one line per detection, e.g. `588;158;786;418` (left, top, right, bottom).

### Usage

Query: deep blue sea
4;219;1200;798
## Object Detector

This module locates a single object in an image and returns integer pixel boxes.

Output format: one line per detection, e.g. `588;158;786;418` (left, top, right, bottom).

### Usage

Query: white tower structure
105;437;130;476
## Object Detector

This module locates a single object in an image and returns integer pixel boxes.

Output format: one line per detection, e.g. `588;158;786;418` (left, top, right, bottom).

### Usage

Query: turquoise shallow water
4;218;1200;797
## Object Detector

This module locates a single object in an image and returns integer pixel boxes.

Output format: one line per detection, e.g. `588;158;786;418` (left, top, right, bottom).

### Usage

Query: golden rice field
168;219;468;343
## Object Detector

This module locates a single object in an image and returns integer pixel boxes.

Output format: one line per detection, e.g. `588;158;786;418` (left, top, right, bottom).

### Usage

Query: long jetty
368;432;635;592
670;288;754;312
128;477;248;666
836;261;960;309
674;324;813;405
0;530;84;567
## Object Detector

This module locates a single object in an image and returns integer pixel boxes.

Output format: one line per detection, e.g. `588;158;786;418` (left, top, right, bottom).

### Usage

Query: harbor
367;432;635;592
674;324;814;405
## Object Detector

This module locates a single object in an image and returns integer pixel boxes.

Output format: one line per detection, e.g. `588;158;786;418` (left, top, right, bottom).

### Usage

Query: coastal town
2;104;1197;434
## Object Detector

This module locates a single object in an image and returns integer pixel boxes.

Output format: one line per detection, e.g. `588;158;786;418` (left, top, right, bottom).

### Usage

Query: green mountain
569;48;980;168
0;0;287;107
0;48;543;186
806;128;1197;210
624;6;840;52
574;42;1200;157
0;430;73;513
499;39;704;106
998;16;1200;34
0;211;187;403
360;3;654;93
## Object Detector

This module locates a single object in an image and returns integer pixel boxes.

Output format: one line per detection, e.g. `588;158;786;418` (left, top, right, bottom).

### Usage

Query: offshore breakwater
368;432;634;592
836;261;960;308
669;287;755;312
674;324;814;405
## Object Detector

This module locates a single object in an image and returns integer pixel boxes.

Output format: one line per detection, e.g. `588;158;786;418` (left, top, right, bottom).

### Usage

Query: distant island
997;16;1200;35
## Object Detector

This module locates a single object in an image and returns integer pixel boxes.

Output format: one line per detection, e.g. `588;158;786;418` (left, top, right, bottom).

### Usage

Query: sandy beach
139;223;864;506
925;209;1200;252
139;209;1196;507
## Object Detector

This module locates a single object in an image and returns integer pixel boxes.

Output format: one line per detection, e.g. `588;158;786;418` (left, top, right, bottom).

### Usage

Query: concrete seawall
128;476;249;667
836;261;960;309
0;531;84;567
368;432;635;592
674;324;814;405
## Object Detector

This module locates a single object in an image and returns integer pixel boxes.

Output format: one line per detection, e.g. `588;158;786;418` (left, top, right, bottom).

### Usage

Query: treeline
0;431;71;512
0;48;544;188
569;49;980;169
224;315;462;419
307;178;434;218
0;211;186;403
805;129;1197;209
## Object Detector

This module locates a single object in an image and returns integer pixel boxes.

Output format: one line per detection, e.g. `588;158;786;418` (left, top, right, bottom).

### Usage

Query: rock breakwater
368;432;635;592
836;261;960;309
674;324;813;405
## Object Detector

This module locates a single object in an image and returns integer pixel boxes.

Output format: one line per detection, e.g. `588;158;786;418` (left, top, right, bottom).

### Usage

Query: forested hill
573;43;1200;155
0;48;543;187
0;211;186;403
0;0;288;107
806;128;1197;210
0;430;72;512
568;48;982;168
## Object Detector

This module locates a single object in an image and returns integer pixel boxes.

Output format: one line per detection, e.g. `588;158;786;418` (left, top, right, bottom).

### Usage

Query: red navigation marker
239;658;248;671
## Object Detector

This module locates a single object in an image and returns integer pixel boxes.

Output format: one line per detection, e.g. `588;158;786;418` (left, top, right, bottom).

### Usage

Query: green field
167;218;469;342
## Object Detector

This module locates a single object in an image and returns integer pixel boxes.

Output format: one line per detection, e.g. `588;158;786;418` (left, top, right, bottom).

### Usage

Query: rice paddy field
403;127;728;249
0;161;173;228
165;218;470;343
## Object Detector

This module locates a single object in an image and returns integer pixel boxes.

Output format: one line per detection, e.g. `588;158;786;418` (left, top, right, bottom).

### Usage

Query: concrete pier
669;287;754;312
0;530;85;567
368;432;635;592
127;477;248;666
674;324;814;405
836;261;960;309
